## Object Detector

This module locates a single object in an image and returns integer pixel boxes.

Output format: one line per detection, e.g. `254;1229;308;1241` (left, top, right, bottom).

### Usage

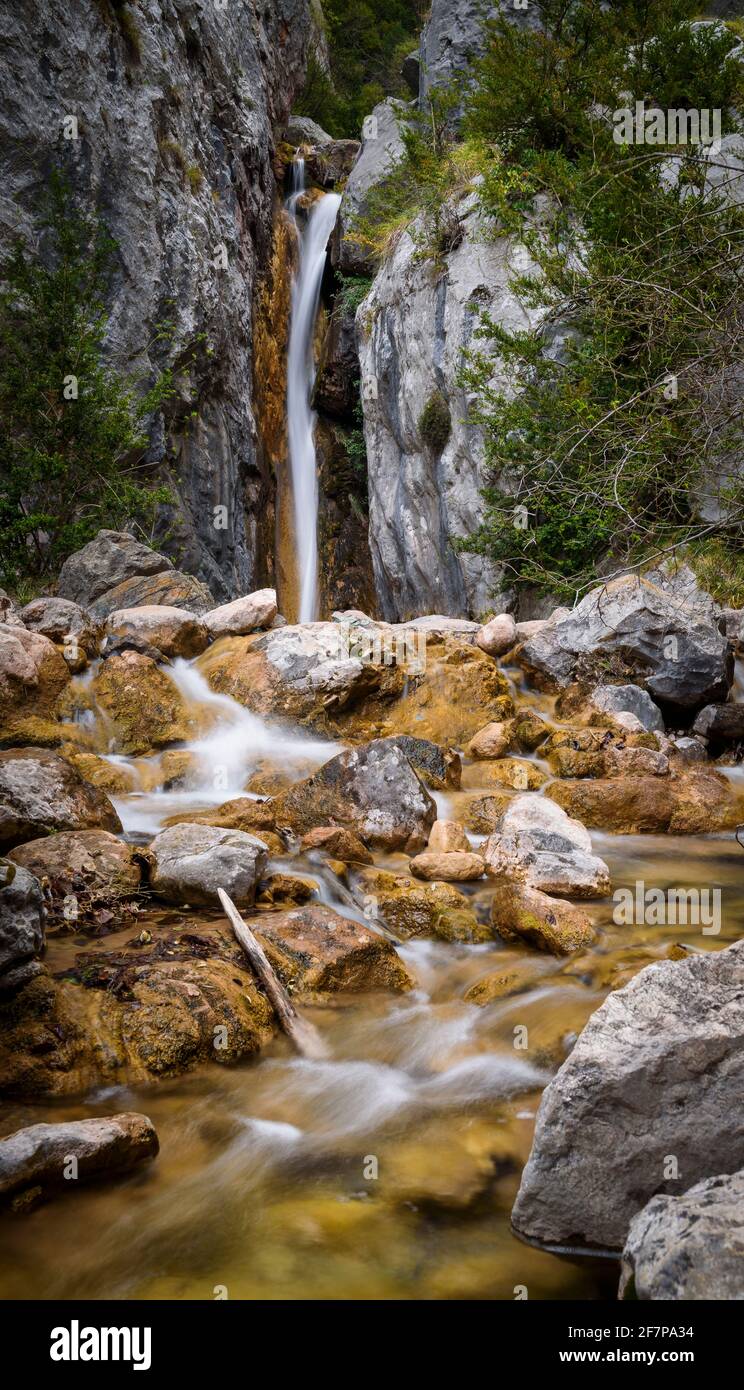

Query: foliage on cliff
298;0;424;138
456;0;744;598
0;176;172;586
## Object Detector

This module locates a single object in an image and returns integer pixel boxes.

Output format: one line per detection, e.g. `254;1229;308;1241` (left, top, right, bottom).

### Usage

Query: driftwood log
217;888;328;1060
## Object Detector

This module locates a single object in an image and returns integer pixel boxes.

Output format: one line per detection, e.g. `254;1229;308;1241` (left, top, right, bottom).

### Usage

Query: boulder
271;739;436;852
0;749;121;852
91;651;197;755
463;792;512;834
520;572;733;713
693;702;744;742
0;861;45;995
333;97;409;275
547;771;744;834
590;682;664;732
511;941;744;1251
299;827;373;863
0;624;70;730
252;903;413;994
104;605;209;659
0;1113;159;1202
9;830;141;897
204;589;278;638
57;529;168;603
148;824;269;907
490;882;596;955
284;115;333;146
356;867;489;943
89;569;214;621
427;820;470;853
475;613;517;657
0;590;24;627
620;1170;744;1301
409;850;485;882
385;734;461;789
20;597;100;657
300;138;360;189
468;720;515;760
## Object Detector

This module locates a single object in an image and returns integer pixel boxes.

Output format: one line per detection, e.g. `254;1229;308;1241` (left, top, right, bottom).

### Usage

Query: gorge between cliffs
1;0;744;1316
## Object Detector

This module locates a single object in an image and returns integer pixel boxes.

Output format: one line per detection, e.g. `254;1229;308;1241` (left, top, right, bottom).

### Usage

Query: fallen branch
217;888;328;1061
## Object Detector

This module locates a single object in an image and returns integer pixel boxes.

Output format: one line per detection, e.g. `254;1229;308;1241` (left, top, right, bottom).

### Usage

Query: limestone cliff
0;0;311;600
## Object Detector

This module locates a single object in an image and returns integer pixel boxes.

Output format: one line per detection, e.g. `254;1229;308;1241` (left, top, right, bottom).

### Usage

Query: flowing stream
1;656;742;1299
285;162;342;622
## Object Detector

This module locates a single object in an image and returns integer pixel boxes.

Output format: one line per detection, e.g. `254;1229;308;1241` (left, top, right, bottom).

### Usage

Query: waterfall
285;162;341;623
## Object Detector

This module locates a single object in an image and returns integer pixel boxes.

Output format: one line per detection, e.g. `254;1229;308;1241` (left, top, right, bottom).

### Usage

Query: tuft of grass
418;390;451;453
186;165;204;194
688;540;744;609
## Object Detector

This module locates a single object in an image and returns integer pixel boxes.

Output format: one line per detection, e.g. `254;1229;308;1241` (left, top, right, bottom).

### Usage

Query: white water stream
285;161;341;622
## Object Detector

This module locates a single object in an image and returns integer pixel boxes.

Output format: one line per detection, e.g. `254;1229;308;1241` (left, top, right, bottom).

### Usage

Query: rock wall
0;0;311;601
357;193;543;621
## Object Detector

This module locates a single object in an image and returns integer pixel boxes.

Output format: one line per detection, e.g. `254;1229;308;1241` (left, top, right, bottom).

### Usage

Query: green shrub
418;390;451;453
295;0;424;138
0;174;173;586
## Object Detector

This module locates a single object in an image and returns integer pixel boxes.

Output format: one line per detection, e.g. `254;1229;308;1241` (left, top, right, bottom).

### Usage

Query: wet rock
20;597;100;659
105;605;209;659
253;904;413;994
0;748;121;852
204;589;278;638
475;613;517;657
385;734;461;789
198;621;394;723
91;651;197;755
547;745;605;779
409;850;485;882
163;796;278;836
620;1170;744;1301
604;744;669;777
0;1114;159;1203
89;569;215;622
519;572;733;713
300;827;373;863
547;771;744;834
462;757;547;791
0;861;45;996
468;720;516;760
0;624;70;733
491;882;596;955
591;683;664;732
314;308;361;418
693;702;744;742
271;739;436;852
514;710;552;751
302;138;360;189
356;867;489;943
9;830;141;897
255;873;317;908
63;752;138;796
463;793;512;834
148;824;268;907
512;941;744;1251
464;960;541;1006
333;97;409;275
427;820;470;853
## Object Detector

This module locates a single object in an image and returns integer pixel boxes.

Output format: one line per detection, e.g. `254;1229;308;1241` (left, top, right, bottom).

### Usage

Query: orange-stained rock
490;882;596;955
91;651;198;755
409;850;485;882
251;904;413;994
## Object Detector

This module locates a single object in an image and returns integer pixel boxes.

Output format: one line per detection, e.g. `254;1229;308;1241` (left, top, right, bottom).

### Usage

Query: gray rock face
315;307;360;418
358;193;544;620
418;1;540;124
512;941;744;1252
520;572;733;713
591;682;664;732
0;748;122;852
272;739;437;851
620;1169;744;1301
333;98;410;274
148;823;269;907
0;1114;158;1202
0;860;45;996
0;2;310;599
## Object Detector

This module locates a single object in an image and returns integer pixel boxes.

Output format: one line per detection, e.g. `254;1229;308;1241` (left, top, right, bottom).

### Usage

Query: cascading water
285;161;341;623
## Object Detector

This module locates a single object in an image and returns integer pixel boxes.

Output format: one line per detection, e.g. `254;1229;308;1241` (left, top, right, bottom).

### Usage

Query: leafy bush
0;174;172;586
295;0;424;138
418;390;451;453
